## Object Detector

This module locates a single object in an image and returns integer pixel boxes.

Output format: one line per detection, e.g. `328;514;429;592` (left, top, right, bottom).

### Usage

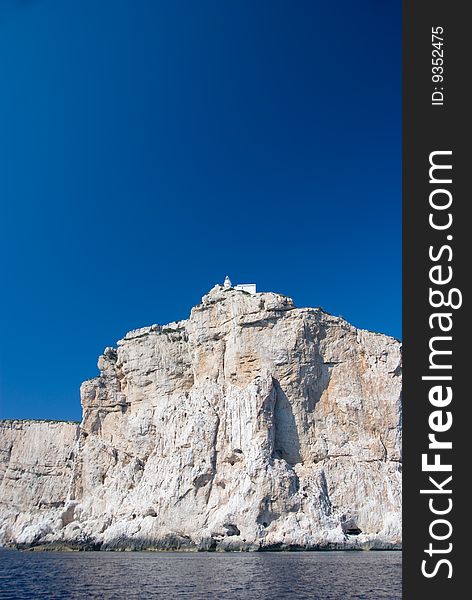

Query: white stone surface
234;284;257;294
0;286;402;550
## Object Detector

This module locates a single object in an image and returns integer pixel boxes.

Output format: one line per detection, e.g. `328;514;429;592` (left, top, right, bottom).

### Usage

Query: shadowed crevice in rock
272;381;302;465
301;361;331;415
193;474;213;489
318;470;332;516
223;523;240;536
257;496;281;528
341;516;362;536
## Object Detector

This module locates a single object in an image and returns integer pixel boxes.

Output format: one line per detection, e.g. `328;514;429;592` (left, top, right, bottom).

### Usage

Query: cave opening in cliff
345;528;362;536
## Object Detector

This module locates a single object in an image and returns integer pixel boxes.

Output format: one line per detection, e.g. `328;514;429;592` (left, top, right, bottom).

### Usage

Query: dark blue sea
0;549;401;599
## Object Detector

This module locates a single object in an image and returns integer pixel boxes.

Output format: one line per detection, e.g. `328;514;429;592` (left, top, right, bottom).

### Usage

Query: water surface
0;549;401;599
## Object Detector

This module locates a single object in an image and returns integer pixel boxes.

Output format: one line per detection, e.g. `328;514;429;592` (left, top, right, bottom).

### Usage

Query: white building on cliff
223;275;256;295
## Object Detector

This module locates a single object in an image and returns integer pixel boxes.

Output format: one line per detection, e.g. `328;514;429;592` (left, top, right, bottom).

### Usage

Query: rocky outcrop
0;286;402;550
0;420;79;546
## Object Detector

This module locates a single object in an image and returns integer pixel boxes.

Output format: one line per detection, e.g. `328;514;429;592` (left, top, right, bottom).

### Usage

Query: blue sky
0;1;401;421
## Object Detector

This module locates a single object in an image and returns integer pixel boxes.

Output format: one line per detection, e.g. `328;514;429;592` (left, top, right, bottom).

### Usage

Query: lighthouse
222;276;256;295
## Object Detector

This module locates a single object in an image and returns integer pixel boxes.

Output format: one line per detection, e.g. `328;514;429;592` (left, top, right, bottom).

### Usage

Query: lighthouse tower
223;275;232;288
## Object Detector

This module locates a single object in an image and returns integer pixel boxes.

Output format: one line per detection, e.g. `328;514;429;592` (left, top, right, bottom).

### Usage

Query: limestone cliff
0;286;402;550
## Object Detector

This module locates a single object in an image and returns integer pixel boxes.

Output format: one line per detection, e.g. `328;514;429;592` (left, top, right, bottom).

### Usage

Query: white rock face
0;286;402;550
0;420;79;546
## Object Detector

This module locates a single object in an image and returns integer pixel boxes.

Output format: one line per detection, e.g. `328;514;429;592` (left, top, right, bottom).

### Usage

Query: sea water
0;549;401;599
